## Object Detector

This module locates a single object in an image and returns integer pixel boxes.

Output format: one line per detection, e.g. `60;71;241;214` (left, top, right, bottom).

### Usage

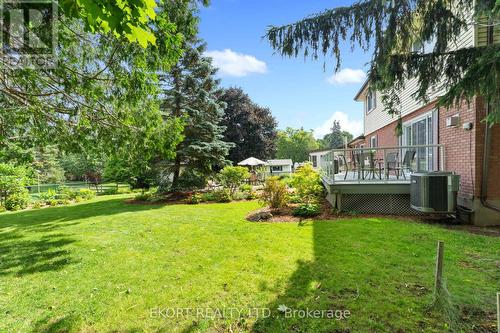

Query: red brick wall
439;100;478;199
363;98;500;201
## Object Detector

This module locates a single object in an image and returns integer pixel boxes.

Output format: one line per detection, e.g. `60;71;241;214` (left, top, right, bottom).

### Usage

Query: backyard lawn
0;195;498;333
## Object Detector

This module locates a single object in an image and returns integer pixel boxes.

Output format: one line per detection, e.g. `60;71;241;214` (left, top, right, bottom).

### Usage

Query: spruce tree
161;41;232;191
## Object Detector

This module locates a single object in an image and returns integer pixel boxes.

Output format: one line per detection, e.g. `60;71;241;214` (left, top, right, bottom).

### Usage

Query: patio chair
360;151;379;180
339;154;350;180
384;152;399;179
396;150;416;180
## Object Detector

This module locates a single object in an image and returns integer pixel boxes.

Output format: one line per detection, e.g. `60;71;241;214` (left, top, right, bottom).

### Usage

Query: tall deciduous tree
266;0;500;123
0;1;206;156
218;88;277;163
276;128;319;164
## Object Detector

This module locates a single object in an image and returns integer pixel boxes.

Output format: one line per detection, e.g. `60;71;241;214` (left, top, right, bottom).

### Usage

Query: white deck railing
320;145;445;184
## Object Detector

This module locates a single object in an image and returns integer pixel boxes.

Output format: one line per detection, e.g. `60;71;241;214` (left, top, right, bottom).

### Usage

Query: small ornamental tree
218;166;250;197
290;164;324;204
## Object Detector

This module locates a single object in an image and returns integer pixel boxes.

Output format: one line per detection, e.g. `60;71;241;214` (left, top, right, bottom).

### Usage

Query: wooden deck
323;171;412;195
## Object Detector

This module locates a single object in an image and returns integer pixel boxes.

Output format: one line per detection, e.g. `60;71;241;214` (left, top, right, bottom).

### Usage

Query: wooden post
497;292;500;333
434;241;444;294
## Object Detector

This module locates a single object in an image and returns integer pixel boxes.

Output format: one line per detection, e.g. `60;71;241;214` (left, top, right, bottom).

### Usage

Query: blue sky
198;0;371;138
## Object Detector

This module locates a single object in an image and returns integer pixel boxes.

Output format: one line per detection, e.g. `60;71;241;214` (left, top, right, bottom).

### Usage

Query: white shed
266;159;293;176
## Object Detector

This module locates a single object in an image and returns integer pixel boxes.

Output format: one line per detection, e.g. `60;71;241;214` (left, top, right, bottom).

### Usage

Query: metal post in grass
434;241;444;295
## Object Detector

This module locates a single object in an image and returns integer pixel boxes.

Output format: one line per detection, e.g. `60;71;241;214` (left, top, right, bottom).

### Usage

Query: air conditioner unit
410;172;460;213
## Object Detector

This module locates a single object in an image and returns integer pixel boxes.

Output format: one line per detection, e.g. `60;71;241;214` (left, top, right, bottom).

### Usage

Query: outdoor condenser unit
410;172;460;214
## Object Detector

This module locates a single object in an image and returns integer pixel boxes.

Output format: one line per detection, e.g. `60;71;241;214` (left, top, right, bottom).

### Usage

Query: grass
0;195;498;333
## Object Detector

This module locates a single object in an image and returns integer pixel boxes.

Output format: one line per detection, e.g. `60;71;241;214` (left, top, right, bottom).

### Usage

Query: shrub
293;203;321;217
287;194;302;204
245;191;259;200
187;193;202;205
47;199;59;207
212;188;232;203
0;163;33;205
103;188;119;195
5;190;30;211
290;164;324;204
260;177;288;209
40;188;58;201
0;205;5;213
218;166;250;197
32;201;44;209
200;192;216;202
134;192;153;202
78;189;96;200
239;184;253;193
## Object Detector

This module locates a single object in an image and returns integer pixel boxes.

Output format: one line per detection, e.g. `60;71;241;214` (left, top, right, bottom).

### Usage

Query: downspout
479;22;500;213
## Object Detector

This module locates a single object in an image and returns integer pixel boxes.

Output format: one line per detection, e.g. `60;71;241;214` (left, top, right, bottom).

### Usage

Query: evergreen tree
266;1;500;123
218;88;277;163
319;121;354;149
161;42;233;190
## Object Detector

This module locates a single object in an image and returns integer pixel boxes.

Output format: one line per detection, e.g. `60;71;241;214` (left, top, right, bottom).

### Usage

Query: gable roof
354;78;370;101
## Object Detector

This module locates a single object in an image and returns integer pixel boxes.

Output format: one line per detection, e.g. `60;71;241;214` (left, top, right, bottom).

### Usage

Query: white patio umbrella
237;157;267;167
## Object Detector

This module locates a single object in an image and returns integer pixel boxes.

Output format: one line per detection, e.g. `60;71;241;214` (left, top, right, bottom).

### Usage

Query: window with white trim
366;90;376;114
370;135;378;148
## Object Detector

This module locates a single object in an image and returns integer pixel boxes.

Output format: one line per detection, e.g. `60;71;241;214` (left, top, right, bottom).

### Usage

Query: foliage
60;152;106;182
32;146;66;184
260;177;288;209
0;1;203;159
177;169;209;191
162;39;233;191
212;188;232;203
218;166;250;197
276;128;319;164
134;192;155;202
39;189;58;202
187;193;203;205
4;190;30;211
292;203;321;217
77;189;96;201
217;87;278;163
245;191;259;200
0;163;32;206
266;1;500;124
290;164;324;204
318;121;353;149
239;184;253;193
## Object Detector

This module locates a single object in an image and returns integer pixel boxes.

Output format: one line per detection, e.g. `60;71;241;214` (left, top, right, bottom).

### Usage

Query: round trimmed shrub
5;190;31;211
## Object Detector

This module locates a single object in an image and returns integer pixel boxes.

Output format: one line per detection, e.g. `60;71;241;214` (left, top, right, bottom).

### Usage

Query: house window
366;90;376;114
312;156;318;168
370;135;378;148
271;166;283;172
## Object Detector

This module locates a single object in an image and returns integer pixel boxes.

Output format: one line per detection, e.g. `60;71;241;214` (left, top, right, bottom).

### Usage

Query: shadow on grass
250;219;442;333
0;197;164;277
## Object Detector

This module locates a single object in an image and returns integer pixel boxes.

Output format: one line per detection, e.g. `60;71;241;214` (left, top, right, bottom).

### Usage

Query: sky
198;0;371;139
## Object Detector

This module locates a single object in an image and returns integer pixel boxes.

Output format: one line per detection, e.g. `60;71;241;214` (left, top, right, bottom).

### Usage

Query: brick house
352;18;500;225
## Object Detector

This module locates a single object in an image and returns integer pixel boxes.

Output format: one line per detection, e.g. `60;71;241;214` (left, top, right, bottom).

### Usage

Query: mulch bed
246;200;500;237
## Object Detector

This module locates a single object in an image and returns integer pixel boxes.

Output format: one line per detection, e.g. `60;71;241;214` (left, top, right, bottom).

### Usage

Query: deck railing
320;144;445;184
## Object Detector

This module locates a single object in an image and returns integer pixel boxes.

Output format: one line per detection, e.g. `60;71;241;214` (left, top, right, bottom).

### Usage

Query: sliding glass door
402;112;436;172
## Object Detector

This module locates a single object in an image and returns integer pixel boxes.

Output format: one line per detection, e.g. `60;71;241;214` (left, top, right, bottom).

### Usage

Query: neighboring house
347;135;365;149
309;149;332;170
266;159;293;175
349;17;500;225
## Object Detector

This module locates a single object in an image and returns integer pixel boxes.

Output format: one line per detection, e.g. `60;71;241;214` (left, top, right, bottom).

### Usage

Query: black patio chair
397;150;416;180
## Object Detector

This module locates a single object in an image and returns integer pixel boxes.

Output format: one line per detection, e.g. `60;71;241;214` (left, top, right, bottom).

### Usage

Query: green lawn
0;195;498;333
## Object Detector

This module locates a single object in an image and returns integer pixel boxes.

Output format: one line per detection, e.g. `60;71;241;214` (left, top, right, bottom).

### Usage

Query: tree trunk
171;66;183;190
